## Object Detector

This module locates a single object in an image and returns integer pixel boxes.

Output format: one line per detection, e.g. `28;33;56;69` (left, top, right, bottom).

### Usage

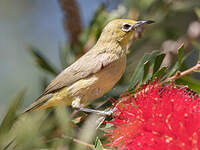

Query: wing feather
38;50;119;98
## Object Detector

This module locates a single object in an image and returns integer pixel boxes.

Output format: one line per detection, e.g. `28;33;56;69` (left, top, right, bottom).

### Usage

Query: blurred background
0;0;200;149
0;0;200;119
0;0;109;116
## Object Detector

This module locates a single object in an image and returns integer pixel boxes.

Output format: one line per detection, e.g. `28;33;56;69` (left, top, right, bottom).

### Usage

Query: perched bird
25;19;154;113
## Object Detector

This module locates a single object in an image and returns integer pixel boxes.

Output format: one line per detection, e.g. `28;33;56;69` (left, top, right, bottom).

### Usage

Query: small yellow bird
25;19;154;113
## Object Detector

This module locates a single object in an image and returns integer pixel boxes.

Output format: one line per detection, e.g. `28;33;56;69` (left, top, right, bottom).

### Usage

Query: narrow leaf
153;53;166;74
163;45;190;80
94;137;103;150
129;51;160;89
176;76;200;93
177;44;184;68
28;46;59;75
192;40;200;60
152;66;168;79
0;89;26;135
143;60;151;82
59;45;75;69
163;62;179;80
195;8;200;19
89;4;106;28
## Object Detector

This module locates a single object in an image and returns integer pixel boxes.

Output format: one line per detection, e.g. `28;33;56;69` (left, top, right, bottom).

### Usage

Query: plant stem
61;134;95;149
60;134;109;150
163;61;200;83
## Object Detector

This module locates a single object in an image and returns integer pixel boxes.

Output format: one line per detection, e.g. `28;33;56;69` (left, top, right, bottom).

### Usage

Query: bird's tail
23;94;53;113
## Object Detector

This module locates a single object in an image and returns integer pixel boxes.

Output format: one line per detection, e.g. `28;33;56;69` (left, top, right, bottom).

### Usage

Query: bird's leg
72;97;81;108
74;107;115;116
72;97;115;116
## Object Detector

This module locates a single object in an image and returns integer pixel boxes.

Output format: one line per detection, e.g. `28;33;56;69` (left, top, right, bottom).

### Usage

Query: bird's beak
132;20;155;30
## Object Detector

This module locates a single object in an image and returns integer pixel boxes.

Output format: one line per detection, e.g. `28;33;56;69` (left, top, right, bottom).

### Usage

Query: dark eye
122;23;132;32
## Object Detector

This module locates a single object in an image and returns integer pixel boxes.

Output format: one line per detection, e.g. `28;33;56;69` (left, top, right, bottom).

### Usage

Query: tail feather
23;94;53;113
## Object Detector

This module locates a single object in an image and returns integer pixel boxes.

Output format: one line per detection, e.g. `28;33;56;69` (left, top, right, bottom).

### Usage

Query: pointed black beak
132;20;155;30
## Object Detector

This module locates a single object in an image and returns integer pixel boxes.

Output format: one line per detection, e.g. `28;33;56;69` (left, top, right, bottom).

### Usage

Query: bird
24;19;154;113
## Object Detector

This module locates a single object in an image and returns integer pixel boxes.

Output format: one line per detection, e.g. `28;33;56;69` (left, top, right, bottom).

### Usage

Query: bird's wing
38;51;119;98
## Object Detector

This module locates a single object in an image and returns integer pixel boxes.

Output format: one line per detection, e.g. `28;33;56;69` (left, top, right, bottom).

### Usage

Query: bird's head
98;19;154;49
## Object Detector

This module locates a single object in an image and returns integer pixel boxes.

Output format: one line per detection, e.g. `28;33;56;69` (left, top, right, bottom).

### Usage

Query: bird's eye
122;23;132;32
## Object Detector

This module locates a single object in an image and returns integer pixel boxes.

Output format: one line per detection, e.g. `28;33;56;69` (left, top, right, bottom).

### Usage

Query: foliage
1;0;200;149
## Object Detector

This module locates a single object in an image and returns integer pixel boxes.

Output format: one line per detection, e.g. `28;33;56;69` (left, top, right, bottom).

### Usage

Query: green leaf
193;69;200;73
128;51;160;89
176;76;200;93
0;89;26;135
59;45;75;69
163;45;191;80
192;40;200;51
94;137;103;150
143;60;151;82
55;106;72;135
162;45;185;80
153;53;166;74
177;44;184;68
89;4;107;28
74;114;99;150
40;76;49;91
195;8;200;19
152;66;168;79
192;40;200;60
28;46;58;75
163;62;179;80
88;4;108;40
12;111;46;149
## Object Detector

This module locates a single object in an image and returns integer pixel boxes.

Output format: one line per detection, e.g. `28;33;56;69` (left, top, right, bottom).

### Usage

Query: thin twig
60;134;109;150
163;60;200;83
125;61;200;99
61;134;95;149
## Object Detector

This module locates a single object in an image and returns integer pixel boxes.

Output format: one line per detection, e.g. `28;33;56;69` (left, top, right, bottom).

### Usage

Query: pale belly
67;56;126;106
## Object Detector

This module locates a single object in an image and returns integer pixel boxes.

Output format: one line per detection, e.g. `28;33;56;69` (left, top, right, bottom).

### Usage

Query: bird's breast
67;56;126;105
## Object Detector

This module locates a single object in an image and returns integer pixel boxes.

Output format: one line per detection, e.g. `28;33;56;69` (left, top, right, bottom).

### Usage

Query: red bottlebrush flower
106;83;200;150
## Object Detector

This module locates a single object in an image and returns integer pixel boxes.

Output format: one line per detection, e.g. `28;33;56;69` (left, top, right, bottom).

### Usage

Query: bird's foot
75;107;116;116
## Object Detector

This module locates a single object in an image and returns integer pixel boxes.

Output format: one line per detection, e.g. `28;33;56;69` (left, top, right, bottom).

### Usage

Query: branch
60;134;109;150
61;134;95;149
126;61;200;99
163;61;200;83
